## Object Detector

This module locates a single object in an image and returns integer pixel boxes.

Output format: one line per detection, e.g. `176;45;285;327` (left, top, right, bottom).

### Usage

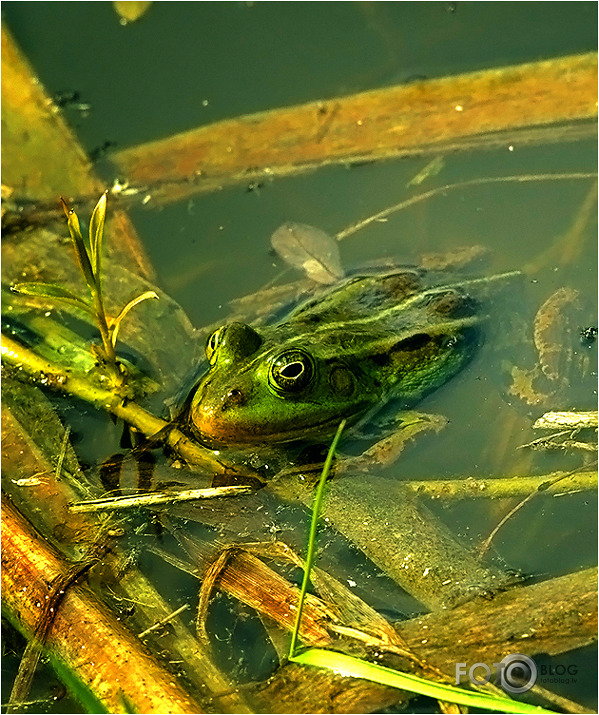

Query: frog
186;268;514;450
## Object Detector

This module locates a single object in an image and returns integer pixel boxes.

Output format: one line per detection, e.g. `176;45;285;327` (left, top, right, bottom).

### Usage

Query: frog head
188;321;373;446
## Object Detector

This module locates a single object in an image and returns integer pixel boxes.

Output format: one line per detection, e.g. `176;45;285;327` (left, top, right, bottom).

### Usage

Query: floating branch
113;53;597;205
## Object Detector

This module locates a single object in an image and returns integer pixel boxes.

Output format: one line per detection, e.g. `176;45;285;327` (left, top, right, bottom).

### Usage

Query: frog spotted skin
189;269;481;446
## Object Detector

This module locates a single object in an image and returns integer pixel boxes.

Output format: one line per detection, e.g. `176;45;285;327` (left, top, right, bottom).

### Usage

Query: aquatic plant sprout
12;193;158;383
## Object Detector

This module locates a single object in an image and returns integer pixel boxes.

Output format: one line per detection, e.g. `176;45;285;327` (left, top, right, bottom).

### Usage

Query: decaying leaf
271;222;344;285
507;365;550;406
533;286;580;383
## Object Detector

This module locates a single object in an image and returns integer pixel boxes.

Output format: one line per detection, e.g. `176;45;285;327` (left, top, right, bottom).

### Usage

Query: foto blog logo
455;653;537;694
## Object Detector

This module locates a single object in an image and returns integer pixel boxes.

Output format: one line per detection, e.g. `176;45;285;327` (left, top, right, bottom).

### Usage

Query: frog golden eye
270;349;315;393
205;329;222;364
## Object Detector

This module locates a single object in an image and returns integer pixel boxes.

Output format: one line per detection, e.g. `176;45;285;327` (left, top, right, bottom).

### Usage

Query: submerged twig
402;471;597;500
477;461;598;559
335;172;597;241
520;433;597;453
70;486;254;513
138;604;190;639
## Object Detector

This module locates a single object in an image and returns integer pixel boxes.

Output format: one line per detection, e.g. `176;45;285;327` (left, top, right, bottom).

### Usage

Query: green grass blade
11;282;94;314
290;649;556;715
61;198;96;293
89;191;107;283
286;423;556;715
288;419;346;657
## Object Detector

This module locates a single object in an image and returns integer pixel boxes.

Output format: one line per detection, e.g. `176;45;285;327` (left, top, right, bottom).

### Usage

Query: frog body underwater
188;268;504;447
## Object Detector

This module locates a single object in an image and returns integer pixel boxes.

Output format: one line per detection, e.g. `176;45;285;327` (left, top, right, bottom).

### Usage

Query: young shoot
12;193;158;385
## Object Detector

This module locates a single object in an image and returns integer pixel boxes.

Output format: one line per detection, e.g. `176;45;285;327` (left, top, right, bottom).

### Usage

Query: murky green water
3;2;597;712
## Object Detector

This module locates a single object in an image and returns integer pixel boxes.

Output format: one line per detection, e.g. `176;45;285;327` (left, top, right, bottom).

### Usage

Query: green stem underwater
0;334;249;477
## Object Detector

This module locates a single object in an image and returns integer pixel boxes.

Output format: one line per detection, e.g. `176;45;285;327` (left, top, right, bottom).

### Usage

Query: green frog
187;269;514;448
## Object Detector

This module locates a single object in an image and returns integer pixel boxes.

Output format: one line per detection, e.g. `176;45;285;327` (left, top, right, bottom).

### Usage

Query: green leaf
61;198;96;293
11;282;94;314
89;192;107;283
290;649;556;715
109;291;159;347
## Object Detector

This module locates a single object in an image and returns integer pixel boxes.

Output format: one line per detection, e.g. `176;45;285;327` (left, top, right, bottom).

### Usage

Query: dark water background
2;2;597;712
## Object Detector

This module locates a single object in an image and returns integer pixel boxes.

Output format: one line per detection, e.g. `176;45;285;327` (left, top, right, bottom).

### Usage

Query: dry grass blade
69;485;253;513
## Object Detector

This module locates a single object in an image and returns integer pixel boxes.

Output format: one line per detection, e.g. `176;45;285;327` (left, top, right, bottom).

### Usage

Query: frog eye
270;349;315;393
205;328;222;364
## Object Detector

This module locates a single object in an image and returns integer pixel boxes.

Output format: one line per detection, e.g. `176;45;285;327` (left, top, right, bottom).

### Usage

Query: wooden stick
401;471;597;500
1;497;205;714
1;334;248;476
70;486;254;512
113;53;598;205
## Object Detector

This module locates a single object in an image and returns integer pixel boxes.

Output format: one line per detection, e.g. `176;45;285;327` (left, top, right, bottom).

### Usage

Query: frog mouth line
193;408;365;447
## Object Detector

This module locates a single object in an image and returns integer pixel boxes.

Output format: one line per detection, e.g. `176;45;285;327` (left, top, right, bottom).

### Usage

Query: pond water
2;2;597;713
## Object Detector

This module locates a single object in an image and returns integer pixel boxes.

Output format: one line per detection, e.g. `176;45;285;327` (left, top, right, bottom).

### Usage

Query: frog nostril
222;388;246;410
